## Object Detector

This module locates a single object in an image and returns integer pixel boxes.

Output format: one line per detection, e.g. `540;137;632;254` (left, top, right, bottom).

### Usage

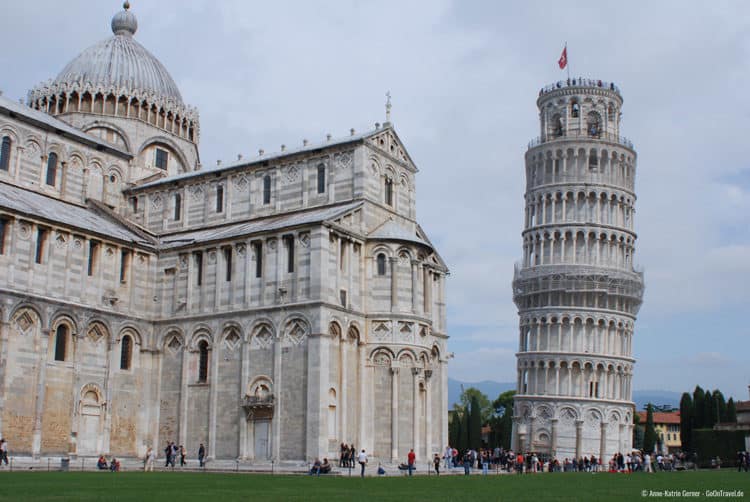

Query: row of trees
679;386;737;453
448;387;516;452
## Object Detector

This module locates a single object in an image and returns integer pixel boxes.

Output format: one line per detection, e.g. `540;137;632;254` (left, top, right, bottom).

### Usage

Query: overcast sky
2;1;748;399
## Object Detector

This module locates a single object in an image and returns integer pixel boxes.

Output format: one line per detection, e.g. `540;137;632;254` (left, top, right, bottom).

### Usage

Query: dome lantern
111;2;138;37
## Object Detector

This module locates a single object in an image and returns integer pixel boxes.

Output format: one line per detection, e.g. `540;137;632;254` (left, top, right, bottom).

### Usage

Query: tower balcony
528;130;634;150
539;78;622;97
512;263;645;307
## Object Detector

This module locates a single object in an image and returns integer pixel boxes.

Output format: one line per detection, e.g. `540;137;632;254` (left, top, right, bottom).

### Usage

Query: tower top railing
539;78;622;97
528;130;634;150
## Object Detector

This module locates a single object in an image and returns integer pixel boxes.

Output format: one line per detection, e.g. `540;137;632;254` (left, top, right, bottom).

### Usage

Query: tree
459;408;470;453
448;410;460;448
713;390;727;423
643;404;657;453
491;390;515;449
692;386;706;429
679;392;693;452
633;412;644;450
469;395;483;450
459;387;493;423
704;389;716;428
727;398;737;423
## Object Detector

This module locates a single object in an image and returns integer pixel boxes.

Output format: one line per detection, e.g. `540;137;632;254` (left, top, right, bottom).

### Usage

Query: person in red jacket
407;449;416;476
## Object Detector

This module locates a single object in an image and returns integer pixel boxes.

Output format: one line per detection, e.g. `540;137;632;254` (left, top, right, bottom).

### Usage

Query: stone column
207;342;220;460
178;345;190;447
306;332;325;461
271;330;282;462
32;328;51;457
599;422;607;464
550;418;559;458
340;337;348;445
358;342;367;451
0;320;9;435
239;339;249;459
575;420;584;459
389;257;398;312
411;260;419;314
424;370;432;457
412;368;420;457
390;366;399;462
423;266;431;314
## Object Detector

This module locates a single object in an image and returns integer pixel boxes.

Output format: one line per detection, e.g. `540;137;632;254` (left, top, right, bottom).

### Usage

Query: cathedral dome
50;2;183;104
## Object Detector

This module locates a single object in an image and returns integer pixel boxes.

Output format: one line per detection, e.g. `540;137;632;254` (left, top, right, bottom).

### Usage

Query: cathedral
0;3;449;463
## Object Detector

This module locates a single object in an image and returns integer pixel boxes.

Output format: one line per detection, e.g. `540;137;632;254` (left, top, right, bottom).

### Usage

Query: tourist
444;445;452;470
407;448;416;476
348;444;356;468
434;453;441;475
482;450;489;475
179;444;186;466
164;442;173;467
463;450;471;475
0;438;8;466
357;449;368;478
144;447;155;472
109;457;120;472
310;457;321;476
320;458;331;474
644;453;652;473
97;455;108;470
339;443;347;467
198;443;206;467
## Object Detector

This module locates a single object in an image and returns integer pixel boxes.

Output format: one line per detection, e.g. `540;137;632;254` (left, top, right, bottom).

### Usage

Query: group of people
162;442;206;469
96;455;120;472
309;457;332;476
338;443;357;468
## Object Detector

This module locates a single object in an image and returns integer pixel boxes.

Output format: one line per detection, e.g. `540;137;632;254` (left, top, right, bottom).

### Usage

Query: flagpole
565;42;570;81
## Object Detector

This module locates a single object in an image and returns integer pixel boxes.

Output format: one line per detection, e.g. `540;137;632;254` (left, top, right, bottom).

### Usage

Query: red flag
558;46;567;69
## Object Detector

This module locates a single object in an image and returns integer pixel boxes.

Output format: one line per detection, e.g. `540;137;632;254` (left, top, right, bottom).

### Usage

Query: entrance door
78;407;101;455
254;420;270;460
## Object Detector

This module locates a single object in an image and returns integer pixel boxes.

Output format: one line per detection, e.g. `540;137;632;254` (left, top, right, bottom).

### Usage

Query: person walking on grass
434;453;441;476
407;448;416;476
357;449;368;478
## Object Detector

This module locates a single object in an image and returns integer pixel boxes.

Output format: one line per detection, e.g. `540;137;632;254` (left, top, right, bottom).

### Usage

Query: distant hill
448;378;515;407
632;390;682;411
448;378;682;411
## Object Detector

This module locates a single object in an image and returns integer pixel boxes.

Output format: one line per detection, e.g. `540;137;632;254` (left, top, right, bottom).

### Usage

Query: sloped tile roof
0;182;151;246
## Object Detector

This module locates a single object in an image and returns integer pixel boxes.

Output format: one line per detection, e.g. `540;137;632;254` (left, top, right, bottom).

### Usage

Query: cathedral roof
368;219;430;247
0;95;131;158
0;182;153;247
159;201;364;249
50;3;183;105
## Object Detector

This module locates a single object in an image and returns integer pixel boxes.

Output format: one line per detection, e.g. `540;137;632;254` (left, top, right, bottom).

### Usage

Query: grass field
0;470;747;501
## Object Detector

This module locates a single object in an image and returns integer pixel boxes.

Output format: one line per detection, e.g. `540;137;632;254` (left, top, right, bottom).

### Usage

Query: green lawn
0;470;747;501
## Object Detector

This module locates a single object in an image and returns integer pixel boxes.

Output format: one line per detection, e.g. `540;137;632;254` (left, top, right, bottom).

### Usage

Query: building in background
511;78;645;461
0;3;449;463
636;411;681;453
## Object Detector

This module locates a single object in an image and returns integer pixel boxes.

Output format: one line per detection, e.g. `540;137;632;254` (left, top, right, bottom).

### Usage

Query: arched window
607;104;616;122
317;164;326;194
588;150;599;171
376;253;386;275
120;334;132;370
46;152;58;186
54;324;68;362
0;136;11;171
174;193;182;220
198;340;209;382
384;178;393;206
587;112;601;138
263;175;271;204
570;99;579;118
216;185;224;213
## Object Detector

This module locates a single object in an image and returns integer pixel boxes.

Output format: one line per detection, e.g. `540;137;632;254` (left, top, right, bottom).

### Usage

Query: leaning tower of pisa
511;78;645;462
